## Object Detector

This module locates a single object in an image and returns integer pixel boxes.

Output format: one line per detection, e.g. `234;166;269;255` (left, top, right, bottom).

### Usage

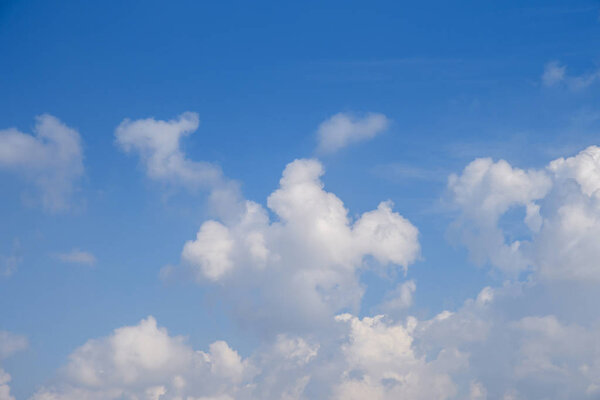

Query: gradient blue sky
1;1;600;399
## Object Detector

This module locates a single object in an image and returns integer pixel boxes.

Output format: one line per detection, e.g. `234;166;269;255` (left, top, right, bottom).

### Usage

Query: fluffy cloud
115;112;221;189
29;312;469;400
114;112;244;220
30;281;600;400
176;158;420;333
18;113;600;400
448;145;600;281
331;313;462;400
316;112;389;153
542;61;600;90
0;115;84;212
31;316;255;400
447;157;551;275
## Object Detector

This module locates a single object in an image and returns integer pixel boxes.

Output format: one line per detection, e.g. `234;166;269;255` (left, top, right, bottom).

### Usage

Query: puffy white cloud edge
174;158;420;332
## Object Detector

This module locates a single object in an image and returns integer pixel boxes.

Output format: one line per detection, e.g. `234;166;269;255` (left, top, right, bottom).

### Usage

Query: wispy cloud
542;60;600;90
56;249;97;267
0;115;84;212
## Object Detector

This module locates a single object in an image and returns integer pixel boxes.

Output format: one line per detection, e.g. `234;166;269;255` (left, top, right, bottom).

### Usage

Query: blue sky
1;1;600;399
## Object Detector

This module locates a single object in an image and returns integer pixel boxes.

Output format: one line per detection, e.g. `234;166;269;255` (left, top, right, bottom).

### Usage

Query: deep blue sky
1;1;600;398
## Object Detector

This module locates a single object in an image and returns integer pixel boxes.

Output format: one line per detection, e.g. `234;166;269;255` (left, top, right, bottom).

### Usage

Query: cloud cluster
448;145;600;281
31;316;255;400
0;115;84;212
12;110;600;399
30;312;469;400
176;158;420;333
316;112;389;154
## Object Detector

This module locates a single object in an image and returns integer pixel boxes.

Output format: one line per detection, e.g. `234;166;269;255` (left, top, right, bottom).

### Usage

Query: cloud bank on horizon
0;97;598;399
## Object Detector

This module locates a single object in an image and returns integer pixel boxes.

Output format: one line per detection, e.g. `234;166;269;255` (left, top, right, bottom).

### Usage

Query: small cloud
542;60;600;90
542;61;566;87
316;112;390;154
0;115;84;212
114;112;222;190
56;249;96;267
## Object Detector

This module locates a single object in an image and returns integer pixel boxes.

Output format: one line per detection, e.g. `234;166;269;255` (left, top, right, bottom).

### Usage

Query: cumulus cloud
331;313;463;400
316;112;390;153
542;61;600;90
448;145;600;281
447;157;551;275
55;249;96;267
29;312;469;400
115;112;222;189
0;115;84;212
31;316;256;400
25;138;600;398
114;112;244;221
175;158;420;333
25;135;600;400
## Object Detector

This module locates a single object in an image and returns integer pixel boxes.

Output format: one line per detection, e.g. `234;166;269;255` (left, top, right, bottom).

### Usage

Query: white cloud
331;313;462;400
182;221;234;281
26;268;600;399
0;115;84;212
174;158;420;333
115;112;222;189
114;112;244;221
447;157;551;275
56;249;96;267
542;61;600;90
27;141;600;400
31;316;255;400
316;112;390;153
447;146;600;281
28;313;464;400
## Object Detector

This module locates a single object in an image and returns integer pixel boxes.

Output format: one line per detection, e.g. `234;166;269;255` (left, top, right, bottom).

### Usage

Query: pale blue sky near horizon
1;1;600;398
